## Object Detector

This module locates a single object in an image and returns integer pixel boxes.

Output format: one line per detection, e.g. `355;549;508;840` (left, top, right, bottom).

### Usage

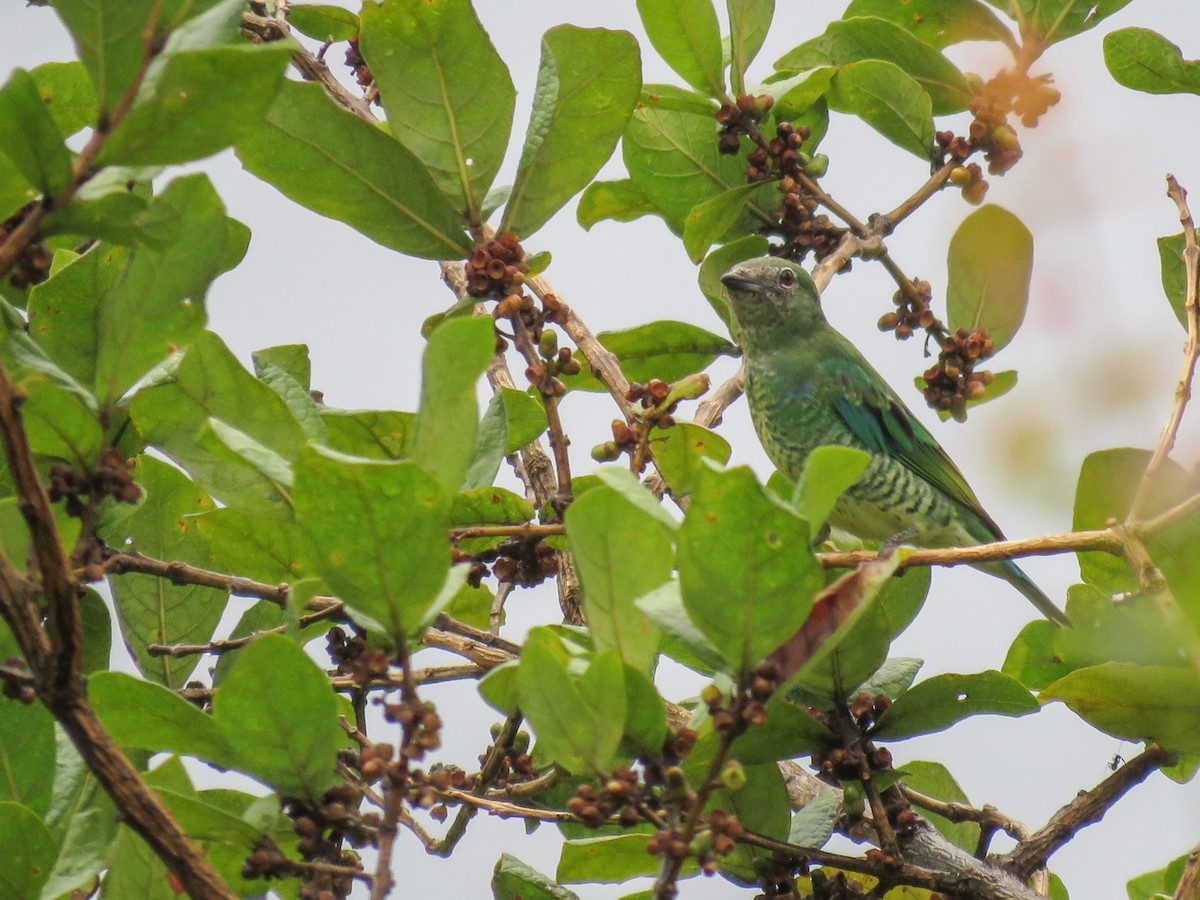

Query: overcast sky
4;1;1200;897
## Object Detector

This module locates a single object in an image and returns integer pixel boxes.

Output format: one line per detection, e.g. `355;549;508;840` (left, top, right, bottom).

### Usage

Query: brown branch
147;601;345;658
102;550;290;603
1003;744;1177;879
900;784;1031;855
817;528;1122;570
878;159;961;231
432;712;524;856
240;12;378;124
1174;843;1200;900
451;523;564;540
508;313;573;504
1129;175;1200;522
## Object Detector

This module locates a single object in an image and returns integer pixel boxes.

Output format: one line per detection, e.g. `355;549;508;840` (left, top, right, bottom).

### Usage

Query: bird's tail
985;559;1071;627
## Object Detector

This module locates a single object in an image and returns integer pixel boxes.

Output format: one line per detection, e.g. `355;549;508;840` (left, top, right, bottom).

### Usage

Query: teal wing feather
819;354;1005;539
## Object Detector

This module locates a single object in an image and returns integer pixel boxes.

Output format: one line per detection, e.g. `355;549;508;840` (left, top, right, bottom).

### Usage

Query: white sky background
5;1;1200;897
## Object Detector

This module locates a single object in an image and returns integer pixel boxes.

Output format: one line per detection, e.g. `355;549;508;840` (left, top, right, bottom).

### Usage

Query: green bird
721;255;1069;626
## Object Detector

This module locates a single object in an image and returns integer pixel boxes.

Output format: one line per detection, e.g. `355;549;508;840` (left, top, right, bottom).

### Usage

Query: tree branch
1003;744;1176;879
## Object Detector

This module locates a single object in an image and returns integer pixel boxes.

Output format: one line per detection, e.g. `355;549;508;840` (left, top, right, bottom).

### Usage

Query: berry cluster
325;626;367;675
703;660;780;736
48;448;142;517
466;232;529;299
382;696;442;759
567;767;642;828
486;537;559;587
2;206;52;291
716;98;841;261
876;278;935;340
801;870;871;900
921;327;996;422
520;324;580;398
479;724;534;791
592;376;711;470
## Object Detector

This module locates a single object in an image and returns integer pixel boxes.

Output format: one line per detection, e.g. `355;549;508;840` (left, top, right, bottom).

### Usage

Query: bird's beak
720;271;759;291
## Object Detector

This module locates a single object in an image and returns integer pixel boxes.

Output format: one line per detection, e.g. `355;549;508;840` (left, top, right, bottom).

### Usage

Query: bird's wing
820;354;1004;537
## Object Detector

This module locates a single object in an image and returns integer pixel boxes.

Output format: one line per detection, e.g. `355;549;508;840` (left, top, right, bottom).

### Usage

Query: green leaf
131;330;307;512
236;79;472;259
0;156;37;223
50;0;152;115
294;447;450;639
640;83;721;117
827;59;935;158
635;580;727;673
708;760;790;881
411;316;496;496
788;789;839;848
786;564;930;701
843;0;1015;50
678;464;822;672
984;0;1133;46
214;633;343;797
518;635;616;774
30;61;98;137
1072;449;1196;598
500;26;641;238
855;656;923;700
1127;854;1188;900
255;358;326;442
1157;233;1189;330
93;174;244;405
1003;618;1070;690
361;0;513;221
1054;583;1191;673
946;204;1033;351
1043;662;1200;753
872;670;1038;739
899;760;980;851
622;663;669;756
793;445;870;533
683;181;775;262
0;68;73;195
558;834;663;884
493;854;582;900
90;672;231;762
698;235;769;326
566;484;672;672
577;651;627;772
253;343;311;391
727;0;774;92
777;17;969;115
99;3;293;165
466;387;548;489
565;320;734;392
287;4;360;42
101;823;176;899
652;422;731;497
635;0;725;97
726;695;837;763
20;375;103;466
193;507;309;587
0;802;56;899
576;179;656;230
41;177;182;247
99;456;221;687
0;684;56;816
319;408;414;460
624;107;767;235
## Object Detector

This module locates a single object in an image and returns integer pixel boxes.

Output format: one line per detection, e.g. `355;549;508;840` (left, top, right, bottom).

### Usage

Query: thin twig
900;785;1030;844
1128;174;1200;522
1003;744;1176;879
102;550;290;603
432;712;524;856
452;523;564;540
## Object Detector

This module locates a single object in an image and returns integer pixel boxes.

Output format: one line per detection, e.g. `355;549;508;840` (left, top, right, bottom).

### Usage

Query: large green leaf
707;760;790;882
678;464;822;672
236;80;472;259
98;0;291;166
30;60;98;138
727;0;774;92
623;107;766;235
99;456;221;687
843;0;1015;50
192;506;312;585
213;633;343;798
91;672;232;763
652;422;731;497
131;330;307;514
682;181;777;262
565;483;671;673
1043;662;1200;753
319;408;414;460
576;178;657;231
946;204;1033;352
293;447;451;638
777;16;969;115
826;59;935;158
19;375;103;466
493;854;582;900
360;0;514;220
635;0;725;97
1157;232;1190;331
871;670;1038;739
983;0;1133;46
1106;27;1200;96
286;4;359;42
50;0;157;115
465;387;548;488
93;174;245;405
564;320;734;392
0;802;56;899
792;445;871;533
0;683;56;816
0;68;73;196
500;26;641;238
411;316;496;497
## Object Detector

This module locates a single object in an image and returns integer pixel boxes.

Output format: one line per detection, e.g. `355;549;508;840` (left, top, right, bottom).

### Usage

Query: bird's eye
778;268;797;288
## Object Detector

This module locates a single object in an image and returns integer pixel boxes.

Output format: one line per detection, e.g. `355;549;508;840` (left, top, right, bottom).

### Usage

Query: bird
720;255;1070;626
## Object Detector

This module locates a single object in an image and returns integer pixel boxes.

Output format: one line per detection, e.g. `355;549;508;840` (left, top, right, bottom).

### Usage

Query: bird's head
720;256;825;344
